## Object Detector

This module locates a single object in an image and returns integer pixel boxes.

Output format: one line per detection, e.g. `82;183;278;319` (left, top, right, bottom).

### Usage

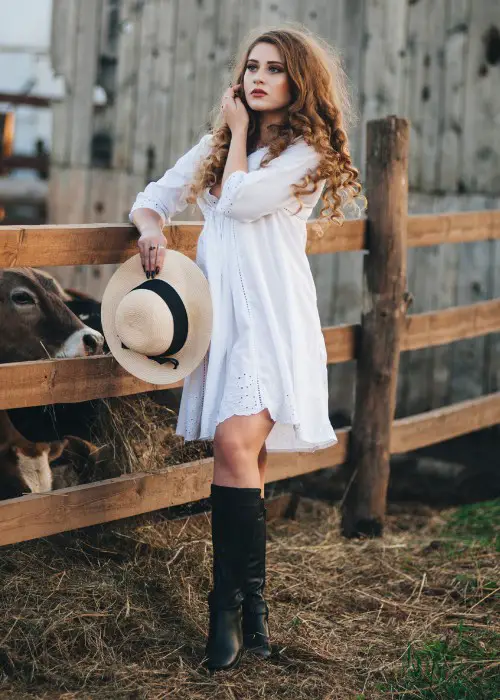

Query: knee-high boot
202;483;262;671
241;497;272;657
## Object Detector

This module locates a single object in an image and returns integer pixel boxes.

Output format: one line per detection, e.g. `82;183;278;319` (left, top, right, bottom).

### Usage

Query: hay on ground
0;498;498;699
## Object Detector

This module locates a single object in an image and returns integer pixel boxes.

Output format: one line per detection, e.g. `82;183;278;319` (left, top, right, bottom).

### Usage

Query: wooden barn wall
46;0;500;421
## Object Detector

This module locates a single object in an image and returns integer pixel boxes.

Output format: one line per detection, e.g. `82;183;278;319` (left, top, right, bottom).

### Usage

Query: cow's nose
83;330;104;355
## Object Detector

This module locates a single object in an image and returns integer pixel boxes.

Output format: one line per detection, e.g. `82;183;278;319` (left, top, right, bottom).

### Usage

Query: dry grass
89;394;214;477
0;493;498;699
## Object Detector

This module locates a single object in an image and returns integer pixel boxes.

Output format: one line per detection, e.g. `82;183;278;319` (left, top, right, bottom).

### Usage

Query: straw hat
101;251;212;385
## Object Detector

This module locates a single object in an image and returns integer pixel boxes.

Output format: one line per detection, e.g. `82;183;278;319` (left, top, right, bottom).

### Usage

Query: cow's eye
11;290;36;306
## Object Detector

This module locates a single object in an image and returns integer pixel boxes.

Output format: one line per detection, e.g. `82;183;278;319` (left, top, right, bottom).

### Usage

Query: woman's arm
130;133;212;276
220;127;249;188
131;208;166;279
215;139;321;224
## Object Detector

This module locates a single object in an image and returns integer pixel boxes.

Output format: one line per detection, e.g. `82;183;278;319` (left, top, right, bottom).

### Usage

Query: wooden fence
0;116;499;547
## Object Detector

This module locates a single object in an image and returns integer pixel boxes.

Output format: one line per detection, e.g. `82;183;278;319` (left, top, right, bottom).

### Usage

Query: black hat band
120;278;188;367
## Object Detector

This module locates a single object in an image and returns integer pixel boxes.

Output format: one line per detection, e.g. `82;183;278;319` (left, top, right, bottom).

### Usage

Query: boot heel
242;599;271;657
203;595;244;671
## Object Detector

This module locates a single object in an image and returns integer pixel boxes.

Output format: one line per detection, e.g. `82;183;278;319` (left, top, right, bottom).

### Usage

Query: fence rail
0;297;499;410
1;115;499;546
1;389;499;547
1;209;499;267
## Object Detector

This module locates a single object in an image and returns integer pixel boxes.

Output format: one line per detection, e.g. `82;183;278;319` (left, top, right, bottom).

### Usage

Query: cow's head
0;268;104;363
0;411;68;499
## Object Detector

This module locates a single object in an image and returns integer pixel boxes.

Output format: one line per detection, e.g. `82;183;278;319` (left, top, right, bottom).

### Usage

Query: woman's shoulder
285;136;321;166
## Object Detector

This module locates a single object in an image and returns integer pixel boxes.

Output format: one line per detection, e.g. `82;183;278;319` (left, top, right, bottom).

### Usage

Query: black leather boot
242;497;272;658
203;484;262;672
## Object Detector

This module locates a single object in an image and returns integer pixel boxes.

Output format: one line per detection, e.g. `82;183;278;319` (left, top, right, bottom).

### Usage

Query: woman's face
243;42;292;114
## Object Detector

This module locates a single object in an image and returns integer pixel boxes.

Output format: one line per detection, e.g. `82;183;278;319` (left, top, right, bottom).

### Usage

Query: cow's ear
48;438;68;462
32;269;71;300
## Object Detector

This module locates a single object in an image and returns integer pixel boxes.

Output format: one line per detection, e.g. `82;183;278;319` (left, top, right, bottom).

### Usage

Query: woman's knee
213;433;252;467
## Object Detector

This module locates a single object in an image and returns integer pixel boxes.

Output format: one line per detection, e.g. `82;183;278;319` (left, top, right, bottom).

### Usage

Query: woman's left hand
221;84;249;133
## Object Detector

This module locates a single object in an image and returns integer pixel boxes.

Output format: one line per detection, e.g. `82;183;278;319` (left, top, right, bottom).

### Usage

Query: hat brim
101;251;213;385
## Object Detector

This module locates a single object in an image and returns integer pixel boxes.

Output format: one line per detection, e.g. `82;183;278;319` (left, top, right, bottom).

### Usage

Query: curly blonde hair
186;24;366;233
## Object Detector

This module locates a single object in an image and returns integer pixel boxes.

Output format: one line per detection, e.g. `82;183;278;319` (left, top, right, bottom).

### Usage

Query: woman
130;26;365;672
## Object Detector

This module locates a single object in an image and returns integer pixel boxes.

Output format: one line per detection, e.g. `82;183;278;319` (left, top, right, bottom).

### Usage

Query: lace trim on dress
129;196;170;226
214;171;246;218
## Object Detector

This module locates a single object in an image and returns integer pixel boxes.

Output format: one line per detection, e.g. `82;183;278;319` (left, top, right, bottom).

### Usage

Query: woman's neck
256;108;288;146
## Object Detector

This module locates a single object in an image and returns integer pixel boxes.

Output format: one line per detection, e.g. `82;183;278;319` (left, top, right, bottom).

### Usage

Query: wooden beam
1;299;499;409
0;429;349;547
391;391;500;453
0;326;353;409
0;355;179;410
407;209;500;247
401;298;500;351
1;387;498;547
0;92;51;108
0;223;201;267
341;116;410;539
1;209;499;268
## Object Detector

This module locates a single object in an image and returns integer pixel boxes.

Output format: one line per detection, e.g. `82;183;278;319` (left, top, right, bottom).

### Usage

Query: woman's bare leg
213;409;275;498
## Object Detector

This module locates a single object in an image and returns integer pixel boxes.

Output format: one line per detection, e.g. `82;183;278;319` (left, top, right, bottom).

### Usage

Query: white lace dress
130;133;338;453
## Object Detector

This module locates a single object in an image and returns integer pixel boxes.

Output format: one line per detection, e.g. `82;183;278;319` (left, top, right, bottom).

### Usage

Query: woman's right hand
137;229;168;279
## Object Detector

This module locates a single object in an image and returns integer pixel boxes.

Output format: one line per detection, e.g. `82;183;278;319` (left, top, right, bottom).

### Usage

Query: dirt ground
0;495;498;699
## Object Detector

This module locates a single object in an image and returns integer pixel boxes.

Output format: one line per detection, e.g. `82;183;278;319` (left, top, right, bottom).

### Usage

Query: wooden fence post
341;115;410;538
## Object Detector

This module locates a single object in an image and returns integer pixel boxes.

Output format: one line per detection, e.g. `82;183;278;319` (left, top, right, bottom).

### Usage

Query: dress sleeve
214;140;321;223
129;133;212;226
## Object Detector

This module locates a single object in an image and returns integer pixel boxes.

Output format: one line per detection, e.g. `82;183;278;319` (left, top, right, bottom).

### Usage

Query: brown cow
0;268;105;499
0;411;67;500
0;267;104;362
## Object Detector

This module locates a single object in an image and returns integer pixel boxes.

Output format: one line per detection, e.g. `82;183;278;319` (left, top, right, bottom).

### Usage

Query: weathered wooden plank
309;0;365;422
0;222;200;267
0;430;349;547
151;0;178;179
131;0;158;177
420;0;446;191
0;325;348;409
401;298;500;351
400;0;442;414
405;247;440;413
1;211;499;267
462;0;500;194
426;198;460;411
112;0;143;170
485;198;500;396
169;0;199;166
0;355;176;410
69;0;101;166
335;0;365;176
3;384;499;546
50;0;69;78
342;116;410;538
1;298;499;409
438;0;470;191
406;210;500;247
404;0;427;190
51;0;80;167
360;0;407;172
450;196;491;405
391;391;500;454
190;0;217;144
0;217;363;266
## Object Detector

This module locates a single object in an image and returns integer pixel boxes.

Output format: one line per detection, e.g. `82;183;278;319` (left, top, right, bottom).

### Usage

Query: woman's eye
246;65;280;73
